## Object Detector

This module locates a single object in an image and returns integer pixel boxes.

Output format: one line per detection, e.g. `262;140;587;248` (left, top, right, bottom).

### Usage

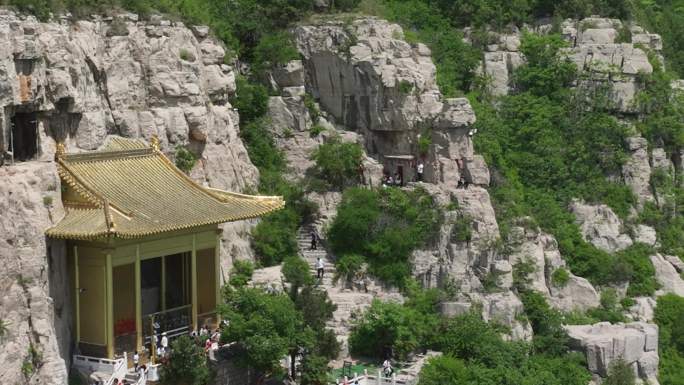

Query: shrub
328;187;442;286
251;208;299;266
304;94;321;123
107;17;129;36
310;136;364;190
230;76;270;124
42;196;53;207
397;79;414;94
349;300;431;361
251;31;299;76
450;214;473;243
282;256;314;297
333;254;366;285
179;48;194;62
229;260;254;287
299;354;329;385
418;355;468;385
551;267;570;287
604;359;635;385
174;146;196;173
160;336;211;385
0;319;8;337
519;290;569;356
587;288;626;323
616;243;658;297
309;124;325;138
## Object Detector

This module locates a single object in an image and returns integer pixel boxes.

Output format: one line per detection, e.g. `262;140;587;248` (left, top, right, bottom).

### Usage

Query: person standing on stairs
317;257;325;279
310;230;318;250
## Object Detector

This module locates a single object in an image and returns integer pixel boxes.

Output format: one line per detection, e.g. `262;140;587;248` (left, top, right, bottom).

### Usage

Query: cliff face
0;11;258;384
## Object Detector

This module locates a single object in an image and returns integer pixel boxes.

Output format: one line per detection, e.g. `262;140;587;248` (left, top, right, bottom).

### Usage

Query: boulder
272;60;305;88
650;253;684;296
565;322;658;382
463;155;490;186
623;137;654;204
440;301;472;318
579;28;617;44
570;200;633;253
634;224;657;247
665;255;684;273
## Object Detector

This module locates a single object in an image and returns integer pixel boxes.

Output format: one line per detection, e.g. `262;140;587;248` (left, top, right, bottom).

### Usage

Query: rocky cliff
0;11;258;385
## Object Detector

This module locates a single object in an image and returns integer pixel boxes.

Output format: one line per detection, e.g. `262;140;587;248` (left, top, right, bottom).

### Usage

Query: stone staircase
297;224;375;357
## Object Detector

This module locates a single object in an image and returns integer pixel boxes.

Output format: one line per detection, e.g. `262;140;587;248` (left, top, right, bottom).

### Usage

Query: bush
519;290;569;356
300;355;329;385
304;94;321;123
616;243;658;297
349;300;433;360
333;254;366;285
587;288;626;323
174;146;196;174
159;336;211;385
551;267;570;287
328;187;442;286
230;76;270;124
397;79;414;94
251;208;299;266
229;260;255;287
251;31;299;76
283;256;314;297
418;355;468;385
310;136;364;190
309;124;325;138
450;214;473;243
604;359;635;385
179;48;194;62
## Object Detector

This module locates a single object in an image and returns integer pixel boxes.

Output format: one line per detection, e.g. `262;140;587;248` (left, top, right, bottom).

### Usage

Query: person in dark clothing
310;230;317;250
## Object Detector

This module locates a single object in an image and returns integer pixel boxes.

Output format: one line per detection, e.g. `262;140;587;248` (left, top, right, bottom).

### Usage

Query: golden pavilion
46;136;284;359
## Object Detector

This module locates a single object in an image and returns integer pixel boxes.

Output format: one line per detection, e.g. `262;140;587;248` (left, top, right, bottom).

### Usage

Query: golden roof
46;137;284;240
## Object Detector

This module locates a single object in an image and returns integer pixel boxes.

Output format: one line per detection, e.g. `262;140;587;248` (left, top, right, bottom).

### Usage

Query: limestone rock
628;297;656;322
623;137;654;204
549;274;601;312
665;255;684;272
272;60;305;88
0;13;261;384
634;224;657;247
463;155;490;186
566;322;658;383
440;302;472;318
579;28;617;44
570;200;633;253
650;253;684;296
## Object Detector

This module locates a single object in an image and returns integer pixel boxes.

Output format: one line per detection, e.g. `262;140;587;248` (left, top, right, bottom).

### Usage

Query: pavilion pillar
105;253;114;359
214;232;222;324
135;245;142;353
73;245;80;344
191;235;198;332
161;255;167;311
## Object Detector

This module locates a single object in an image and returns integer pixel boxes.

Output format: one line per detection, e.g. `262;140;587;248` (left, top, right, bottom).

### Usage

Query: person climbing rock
310;230;318;250
416;161;424;182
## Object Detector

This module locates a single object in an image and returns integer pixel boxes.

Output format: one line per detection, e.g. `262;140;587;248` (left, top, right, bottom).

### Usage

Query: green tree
349;300;432;360
418;355;469;385
310;136;364;190
283;255;314;299
220;287;311;382
604;359;636;385
159;336;211;385
299;354;329;385
229;260;255;287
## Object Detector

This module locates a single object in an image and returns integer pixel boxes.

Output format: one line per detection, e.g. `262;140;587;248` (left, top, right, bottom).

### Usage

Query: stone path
297;224;375;357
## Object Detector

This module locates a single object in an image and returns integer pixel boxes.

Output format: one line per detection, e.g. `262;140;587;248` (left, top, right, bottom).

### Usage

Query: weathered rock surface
0;11;260;384
477;17;662;114
566;322;659;384
650;253;684;296
570;200;633;253
623;136;655;205
0;163;68;385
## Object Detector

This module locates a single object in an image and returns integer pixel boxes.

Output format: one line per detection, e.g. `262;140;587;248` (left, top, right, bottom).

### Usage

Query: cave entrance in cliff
10;112;38;161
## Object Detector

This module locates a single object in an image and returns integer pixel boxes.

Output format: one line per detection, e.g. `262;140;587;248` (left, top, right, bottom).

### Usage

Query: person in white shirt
316;257;325;279
382;359;392;376
133;351;140;371
161;332;168;355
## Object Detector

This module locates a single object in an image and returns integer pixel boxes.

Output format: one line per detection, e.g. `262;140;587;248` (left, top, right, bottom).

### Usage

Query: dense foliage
654;294;684;385
159;336;212;385
327;187;442;285
310;136;364;190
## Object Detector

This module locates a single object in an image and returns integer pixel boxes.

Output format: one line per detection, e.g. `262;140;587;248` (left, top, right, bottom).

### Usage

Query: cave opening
11;112;38;161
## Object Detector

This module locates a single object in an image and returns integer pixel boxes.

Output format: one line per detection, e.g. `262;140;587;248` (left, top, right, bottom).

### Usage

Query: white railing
73;352;127;385
336;370;417;385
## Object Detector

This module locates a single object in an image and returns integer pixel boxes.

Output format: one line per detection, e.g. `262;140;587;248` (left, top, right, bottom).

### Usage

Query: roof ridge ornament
150;135;160;151
55;141;66;160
